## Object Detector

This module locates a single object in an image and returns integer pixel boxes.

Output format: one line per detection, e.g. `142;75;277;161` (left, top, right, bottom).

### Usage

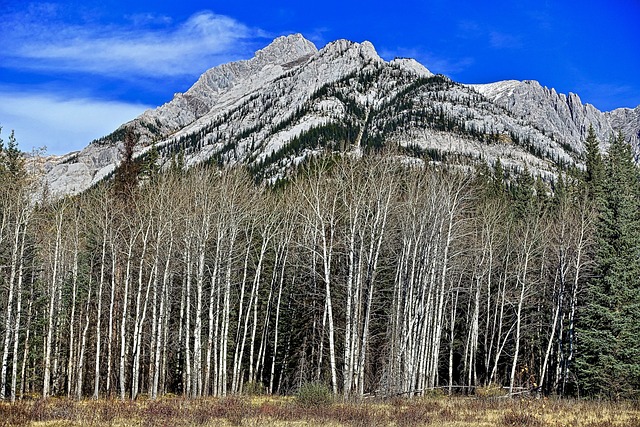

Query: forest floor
1;394;639;427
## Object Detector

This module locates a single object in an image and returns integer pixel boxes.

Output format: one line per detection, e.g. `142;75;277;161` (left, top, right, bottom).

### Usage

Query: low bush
243;380;266;396
501;410;544;427
295;382;333;407
476;384;507;398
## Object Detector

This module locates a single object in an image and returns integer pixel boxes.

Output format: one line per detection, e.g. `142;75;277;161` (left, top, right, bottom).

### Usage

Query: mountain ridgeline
43;34;640;196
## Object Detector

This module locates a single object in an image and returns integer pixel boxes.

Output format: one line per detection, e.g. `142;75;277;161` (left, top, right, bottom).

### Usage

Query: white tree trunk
43;209;64;398
10;220;27;402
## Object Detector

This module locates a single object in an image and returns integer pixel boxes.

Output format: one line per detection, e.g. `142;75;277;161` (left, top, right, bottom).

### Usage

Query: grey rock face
42;34;640;197
470;80;620;154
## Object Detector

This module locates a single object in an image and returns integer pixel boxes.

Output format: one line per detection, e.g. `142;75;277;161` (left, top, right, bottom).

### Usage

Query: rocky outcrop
42;34;640;197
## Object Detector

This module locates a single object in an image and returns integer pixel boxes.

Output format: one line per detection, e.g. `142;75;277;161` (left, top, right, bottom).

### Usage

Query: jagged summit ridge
472;80;617;153
42;34;640;198
255;33;318;61
138;34;318;137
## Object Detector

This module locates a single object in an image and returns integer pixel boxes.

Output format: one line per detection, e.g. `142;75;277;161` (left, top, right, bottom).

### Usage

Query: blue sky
1;0;639;155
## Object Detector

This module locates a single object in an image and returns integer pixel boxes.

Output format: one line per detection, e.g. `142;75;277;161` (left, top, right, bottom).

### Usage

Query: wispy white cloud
3;9;265;78
0;90;151;154
124;13;173;27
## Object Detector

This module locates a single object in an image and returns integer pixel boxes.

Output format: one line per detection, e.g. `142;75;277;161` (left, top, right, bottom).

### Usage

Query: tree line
0;125;638;401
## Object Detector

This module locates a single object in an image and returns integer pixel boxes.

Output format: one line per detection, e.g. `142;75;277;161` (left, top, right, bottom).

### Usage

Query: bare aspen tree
19;276;34;399
248;211;275;385
119;208;141;400
297;161;340;395
544;190;594;393
90;185;115;399
106;234;118;396
269;203;295;394
150;175;180;398
42;201;67;398
217;169;245;396
2;203;29;400
130;193;155;400
337;155;396;397
75;272;92;399
386;166;468;396
509;207;546;394
1;185;31;400
65;203;82;397
9;202;30;402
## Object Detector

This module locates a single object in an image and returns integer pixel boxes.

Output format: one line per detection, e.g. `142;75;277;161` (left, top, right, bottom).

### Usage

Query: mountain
42;34;640;197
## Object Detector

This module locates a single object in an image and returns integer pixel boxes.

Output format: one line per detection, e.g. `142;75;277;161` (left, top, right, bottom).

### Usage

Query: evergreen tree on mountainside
112;128;140;201
583;124;604;201
0;128;26;186
511;166;536;219
141;143;161;182
576;131;640;398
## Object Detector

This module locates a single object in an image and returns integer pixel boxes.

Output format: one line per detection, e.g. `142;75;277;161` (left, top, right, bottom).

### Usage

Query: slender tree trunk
106;241;117;396
509;238;531;395
43;210;64;398
119;237;135;400
93;223;108;399
1;211;24;399
76;278;93;399
10;221;27;402
270;244;289;394
66;235;80;397
19;277;34;400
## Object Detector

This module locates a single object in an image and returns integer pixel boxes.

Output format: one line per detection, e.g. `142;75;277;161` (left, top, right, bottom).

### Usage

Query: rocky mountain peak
41;35;640;199
390;57;433;77
254;33;318;63
318;39;383;64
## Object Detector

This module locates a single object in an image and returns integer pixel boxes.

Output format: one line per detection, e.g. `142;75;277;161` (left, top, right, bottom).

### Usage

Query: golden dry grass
0;395;638;427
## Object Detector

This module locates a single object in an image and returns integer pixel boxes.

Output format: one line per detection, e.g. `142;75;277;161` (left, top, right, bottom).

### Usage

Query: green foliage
243;380;266;396
475;384;507;398
140;143;161;181
511;166;536;219
583;124;604;201
0;127;26;185
295;382;334;406
112;128;141;200
576;131;640;398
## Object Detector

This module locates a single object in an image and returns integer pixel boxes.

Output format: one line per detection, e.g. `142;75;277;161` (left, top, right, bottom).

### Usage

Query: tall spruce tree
511;166;536;219
577;131;640;398
584;124;604;200
0;128;25;185
113;128;140;200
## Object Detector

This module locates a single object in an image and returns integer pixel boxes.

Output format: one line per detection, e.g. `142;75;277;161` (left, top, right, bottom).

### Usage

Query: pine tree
491;158;507;198
583;124;604;200
141;143;161;182
0;128;25;185
113;128;140;200
577;132;640;398
511;166;535;219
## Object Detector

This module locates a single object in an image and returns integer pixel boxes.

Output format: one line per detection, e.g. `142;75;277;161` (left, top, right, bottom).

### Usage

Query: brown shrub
0;403;31;427
501;410;544;427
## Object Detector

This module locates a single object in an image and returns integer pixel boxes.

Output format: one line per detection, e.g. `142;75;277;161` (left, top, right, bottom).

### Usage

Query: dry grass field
0;394;638;427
